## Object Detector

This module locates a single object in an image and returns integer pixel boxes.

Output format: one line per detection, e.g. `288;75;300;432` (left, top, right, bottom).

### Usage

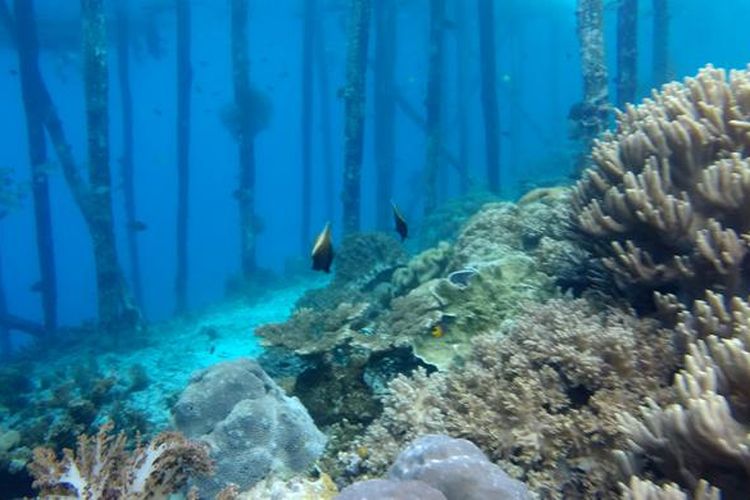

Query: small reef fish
128;220;148;232
431;323;445;338
311;222;334;273
391;201;408;241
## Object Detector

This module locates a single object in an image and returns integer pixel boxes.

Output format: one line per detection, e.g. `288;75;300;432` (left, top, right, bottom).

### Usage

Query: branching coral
348;299;677;498
573;65;750;303
617;294;750;499
619;476;719;500
28;422;212;499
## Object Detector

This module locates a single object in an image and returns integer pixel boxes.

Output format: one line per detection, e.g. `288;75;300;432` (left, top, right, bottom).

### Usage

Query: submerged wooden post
82;0;130;332
231;0;257;276
342;0;371;233
423;0;445;216
574;0;609;165
374;0;396;229
477;0;500;195
175;0;191;311
652;0;670;87
116;0;143;310
315;13;335;224
300;0;315;253
454;0;470;194
616;0;638;107
0;231;9;358
13;0;57;334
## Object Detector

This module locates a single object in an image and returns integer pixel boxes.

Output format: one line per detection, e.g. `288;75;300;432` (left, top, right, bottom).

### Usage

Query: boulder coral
573;65;750;305
172;358;326;497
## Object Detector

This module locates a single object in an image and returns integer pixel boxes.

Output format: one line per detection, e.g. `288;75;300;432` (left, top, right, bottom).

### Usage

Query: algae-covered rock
391;242;452;296
381;255;554;369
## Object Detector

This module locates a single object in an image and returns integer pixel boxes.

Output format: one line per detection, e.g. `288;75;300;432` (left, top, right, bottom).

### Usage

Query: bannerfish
392;201;408;241
311;222;334;273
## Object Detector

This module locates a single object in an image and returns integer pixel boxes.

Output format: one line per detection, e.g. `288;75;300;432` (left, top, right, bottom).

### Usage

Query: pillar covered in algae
652;0;670;87
423;0;445;216
14;0;58;334
81;0;131;332
575;0;610;164
175;0;191;311
342;0;371;234
478;0;500;195
616;0;638;107
230;0;258;277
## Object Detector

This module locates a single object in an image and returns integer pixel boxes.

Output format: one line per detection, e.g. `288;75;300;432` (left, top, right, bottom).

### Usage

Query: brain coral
573;65;750;305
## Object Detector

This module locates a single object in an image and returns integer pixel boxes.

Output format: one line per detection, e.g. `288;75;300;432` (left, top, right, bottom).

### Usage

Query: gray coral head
389;434;530;500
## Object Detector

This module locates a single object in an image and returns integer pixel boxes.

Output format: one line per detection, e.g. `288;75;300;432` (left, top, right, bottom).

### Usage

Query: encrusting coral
573;65;750;306
28;421;212;498
342;298;677;498
617;293;750;499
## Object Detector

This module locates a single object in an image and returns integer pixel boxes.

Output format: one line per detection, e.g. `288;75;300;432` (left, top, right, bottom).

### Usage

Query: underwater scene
1;0;750;498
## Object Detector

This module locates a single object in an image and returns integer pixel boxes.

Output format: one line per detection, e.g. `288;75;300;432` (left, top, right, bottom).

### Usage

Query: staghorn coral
28;421;211;499
349;299;677;498
617;293;750;499
573;65;750;305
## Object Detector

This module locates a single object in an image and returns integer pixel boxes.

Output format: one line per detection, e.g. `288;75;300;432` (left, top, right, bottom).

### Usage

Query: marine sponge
573;65;750;305
28;421;211;499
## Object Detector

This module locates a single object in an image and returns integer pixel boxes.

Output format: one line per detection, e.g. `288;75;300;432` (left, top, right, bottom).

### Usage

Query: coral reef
417;191;499;249
449;188;571;270
172;358;326;496
617;293;750;499
332;232;407;289
391;242;453;295
573;65;750;306
345;298;677;498
28;422;211;498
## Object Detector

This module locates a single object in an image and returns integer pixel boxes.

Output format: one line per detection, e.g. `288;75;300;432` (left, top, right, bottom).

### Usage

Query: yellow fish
431;324;444;338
